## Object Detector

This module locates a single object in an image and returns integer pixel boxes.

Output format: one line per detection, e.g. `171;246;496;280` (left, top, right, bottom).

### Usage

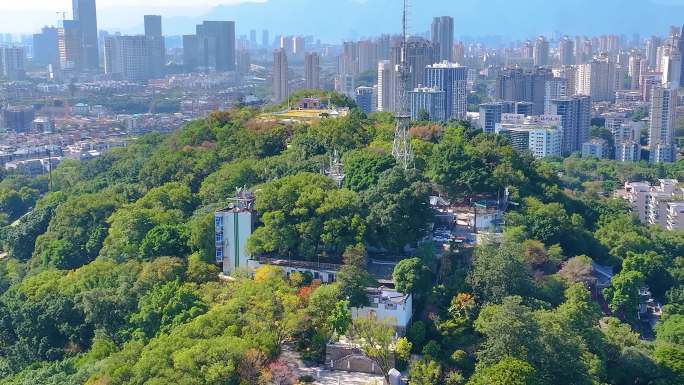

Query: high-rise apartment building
404;37;438;90
559;36;575;66
628;53;643;90
577;57;617;102
549;95;591;155
377;60;394;112
273;49;289;103
495;67;553;115
662;47;682;86
544;78;568;114
304;52;320;89
646;36;661;70
357;40;379;74
72;0;99;70
554;65;578;95
0;47;26;80
649;86;677;163
431;16;454;62
533;36;550;66
104;35;150;81
292;36;306;57
424;61;468;121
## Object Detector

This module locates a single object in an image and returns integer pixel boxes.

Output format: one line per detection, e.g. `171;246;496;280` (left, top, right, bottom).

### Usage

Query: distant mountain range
157;0;684;43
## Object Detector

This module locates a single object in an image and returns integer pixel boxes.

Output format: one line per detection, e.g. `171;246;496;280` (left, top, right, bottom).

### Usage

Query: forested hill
1;99;684;384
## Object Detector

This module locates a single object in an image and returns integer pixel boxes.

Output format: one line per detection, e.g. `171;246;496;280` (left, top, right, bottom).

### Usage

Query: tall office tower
103;35;151;81
0;47;26;80
431;16;454;62
182;34;199;72
649;86;677;163
355;86;375;114
72;0;99;70
646;36;661;70
304;52;320;89
410;87;447;122
479;102;514;133
550;95;591;155
533;36;550;66
144;15;162;38
33;27;59;67
377;60;394;112
272;49;289;103
559;36;575;66
144;15;165;78
662;47;682;86
577;57;617;102
194;21;236;71
628;53;643;89
262;30;269;48
495;67;553;115
405;37;438;90
236;50;250;74
58;20;83;71
544;78;568;114
424;61;468;120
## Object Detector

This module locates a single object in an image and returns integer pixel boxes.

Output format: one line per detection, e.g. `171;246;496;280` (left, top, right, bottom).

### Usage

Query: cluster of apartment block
616;179;684;231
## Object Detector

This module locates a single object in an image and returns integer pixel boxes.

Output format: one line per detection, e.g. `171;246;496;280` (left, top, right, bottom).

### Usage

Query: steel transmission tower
392;0;415;170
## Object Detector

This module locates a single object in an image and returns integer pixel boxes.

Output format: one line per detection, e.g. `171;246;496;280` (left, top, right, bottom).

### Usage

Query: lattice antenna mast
392;0;414;170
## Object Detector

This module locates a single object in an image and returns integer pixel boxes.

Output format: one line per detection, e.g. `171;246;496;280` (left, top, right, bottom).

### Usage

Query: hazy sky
3;0;684;41
1;0;261;34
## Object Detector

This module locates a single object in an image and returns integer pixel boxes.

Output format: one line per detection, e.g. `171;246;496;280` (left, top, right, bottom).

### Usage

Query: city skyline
3;0;684;42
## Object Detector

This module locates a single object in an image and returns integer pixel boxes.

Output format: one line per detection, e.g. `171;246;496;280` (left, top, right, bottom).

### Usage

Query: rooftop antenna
325;149;345;188
392;0;414;170
228;186;255;210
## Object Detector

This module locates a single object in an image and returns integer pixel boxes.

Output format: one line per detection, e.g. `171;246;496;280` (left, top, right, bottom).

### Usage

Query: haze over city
4;0;684;41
